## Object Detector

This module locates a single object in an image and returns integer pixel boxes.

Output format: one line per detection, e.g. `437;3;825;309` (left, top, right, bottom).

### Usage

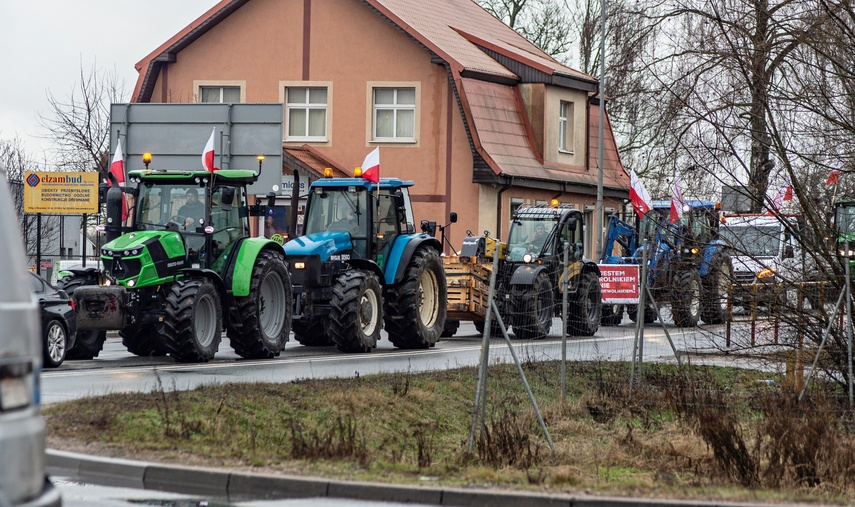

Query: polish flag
827;167;841;185
109;140;128;221
361;147;379;183
784;183;793;201
669;170;684;223
629;170;652;218
201;128;218;172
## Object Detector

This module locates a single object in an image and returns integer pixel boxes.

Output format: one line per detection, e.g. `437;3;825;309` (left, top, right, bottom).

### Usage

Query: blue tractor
600;200;731;326
282;174;447;352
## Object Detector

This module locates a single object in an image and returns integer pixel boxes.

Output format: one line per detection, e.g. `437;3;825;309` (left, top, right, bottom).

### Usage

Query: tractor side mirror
220;187;236;212
98;183;109;206
394;189;405;210
421;220;437;237
450;212;458;223
266;192;276;209
784;245;794;259
566;218;578;232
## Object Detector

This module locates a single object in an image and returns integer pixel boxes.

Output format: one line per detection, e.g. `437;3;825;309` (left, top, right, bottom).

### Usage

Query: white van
0;178;62;506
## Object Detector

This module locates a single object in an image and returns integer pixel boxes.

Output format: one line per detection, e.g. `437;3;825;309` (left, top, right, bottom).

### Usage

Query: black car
30;271;77;368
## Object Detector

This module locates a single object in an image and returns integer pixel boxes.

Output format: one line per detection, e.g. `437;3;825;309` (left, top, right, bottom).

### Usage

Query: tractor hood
101;230;185;258
283;231;353;261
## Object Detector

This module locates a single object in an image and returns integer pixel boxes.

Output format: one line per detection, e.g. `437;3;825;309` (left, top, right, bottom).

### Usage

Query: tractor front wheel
161;279;222;363
384;248;447;349
566;272;601;336
701;253;731;324
120;324;167;357
441;319;460;338
293;318;333;346
672;271;702;327
329;270;383;353
601;304;624;326
228;250;292;358
512;273;554;340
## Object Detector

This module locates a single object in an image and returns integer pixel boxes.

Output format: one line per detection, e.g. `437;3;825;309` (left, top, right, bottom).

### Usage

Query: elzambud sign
23;172;99;214
598;264;640;304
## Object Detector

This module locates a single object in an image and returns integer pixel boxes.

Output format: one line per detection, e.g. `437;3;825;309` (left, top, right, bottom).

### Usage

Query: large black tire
293;318;333;346
120;324;167;357
601;303;624;326
66;330;107;360
566;272;601;336
441;319;460;338
384;248;447;349
56;273;107;360
161;278;222;363
228;250;292;358
627;304;657;324
474;319;503;336
701;252;731;324
511;273;554;340
672;271;702;327
329;270;383;353
43;319;67;368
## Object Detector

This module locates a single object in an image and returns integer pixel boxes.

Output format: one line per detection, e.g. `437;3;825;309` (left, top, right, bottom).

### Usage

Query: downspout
496;177;513;239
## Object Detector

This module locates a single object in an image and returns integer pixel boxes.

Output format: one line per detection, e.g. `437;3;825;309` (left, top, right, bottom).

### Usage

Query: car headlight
523;253;533;263
757;269;776;280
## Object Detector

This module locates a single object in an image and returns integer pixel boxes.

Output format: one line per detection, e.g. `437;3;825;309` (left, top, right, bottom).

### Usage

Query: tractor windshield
136;183;208;232
836;203;855;235
507;217;556;261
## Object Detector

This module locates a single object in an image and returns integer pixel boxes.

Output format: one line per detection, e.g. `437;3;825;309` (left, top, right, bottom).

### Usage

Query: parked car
0;178;62;506
29;271;77;368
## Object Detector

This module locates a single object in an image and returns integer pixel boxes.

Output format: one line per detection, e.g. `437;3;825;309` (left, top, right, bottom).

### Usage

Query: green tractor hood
101;230;188;287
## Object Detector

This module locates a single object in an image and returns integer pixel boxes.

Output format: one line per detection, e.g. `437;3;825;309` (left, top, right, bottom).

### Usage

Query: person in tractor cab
178;188;205;230
527;223;550;252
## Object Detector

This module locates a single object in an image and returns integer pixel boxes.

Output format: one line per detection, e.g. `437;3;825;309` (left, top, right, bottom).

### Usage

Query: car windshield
507;216;555;261
136;183;207;231
836;204;855;234
720;225;781;257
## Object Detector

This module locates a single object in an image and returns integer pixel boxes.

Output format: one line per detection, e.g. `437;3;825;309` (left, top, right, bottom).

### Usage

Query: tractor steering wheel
167;215;190;230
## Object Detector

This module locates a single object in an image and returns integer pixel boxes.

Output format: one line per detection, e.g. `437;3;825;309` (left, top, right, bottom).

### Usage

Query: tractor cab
834;199;855;261
506;204;582;263
297;178;415;269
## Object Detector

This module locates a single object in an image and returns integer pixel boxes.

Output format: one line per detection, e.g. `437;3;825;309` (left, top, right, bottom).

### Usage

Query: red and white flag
361;147;379;183
669;170;684;223
201;128;218;173
629;170;652;218
109;139;128;221
827;167;841;185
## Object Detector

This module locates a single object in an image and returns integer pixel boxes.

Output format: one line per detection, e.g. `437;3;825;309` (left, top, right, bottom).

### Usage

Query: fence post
561;241;569;402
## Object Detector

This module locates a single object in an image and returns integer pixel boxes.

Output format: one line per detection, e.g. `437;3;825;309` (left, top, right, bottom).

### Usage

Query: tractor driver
178;188;205;230
526;223;549;252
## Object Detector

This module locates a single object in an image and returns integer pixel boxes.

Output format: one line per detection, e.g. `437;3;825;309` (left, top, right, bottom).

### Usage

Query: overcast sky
0;0;216;164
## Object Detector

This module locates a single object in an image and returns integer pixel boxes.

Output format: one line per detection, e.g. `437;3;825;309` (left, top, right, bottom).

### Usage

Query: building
131;0;629;254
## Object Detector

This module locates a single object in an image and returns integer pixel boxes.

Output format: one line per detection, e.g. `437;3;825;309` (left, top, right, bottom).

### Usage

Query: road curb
46;449;806;507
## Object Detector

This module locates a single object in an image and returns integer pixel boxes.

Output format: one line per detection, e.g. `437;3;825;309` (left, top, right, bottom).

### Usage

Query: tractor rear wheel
474;319;503;336
627;304;656;324
161;278;222;363
672;271;702;327
228;250;292;358
512;273;554;340
56;273;107;360
566;272;601;336
330;270;383;353
701;253;731;324
293;318;333;346
120;324;167;357
385;248;446;349
601;304;624;326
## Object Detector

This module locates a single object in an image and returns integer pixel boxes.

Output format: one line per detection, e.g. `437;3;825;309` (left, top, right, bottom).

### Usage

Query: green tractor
282;174;447;352
63;162;292;363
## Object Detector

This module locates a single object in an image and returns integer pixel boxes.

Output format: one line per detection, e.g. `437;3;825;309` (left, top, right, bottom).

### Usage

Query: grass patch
44;361;855;504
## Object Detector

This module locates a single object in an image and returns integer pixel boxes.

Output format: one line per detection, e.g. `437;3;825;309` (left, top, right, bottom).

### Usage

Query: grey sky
0;0;215;163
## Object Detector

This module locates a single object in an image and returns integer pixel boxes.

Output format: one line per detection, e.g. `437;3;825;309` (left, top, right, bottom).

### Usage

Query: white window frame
559;101;574;154
368;83;419;144
284;86;329;142
194;81;246;103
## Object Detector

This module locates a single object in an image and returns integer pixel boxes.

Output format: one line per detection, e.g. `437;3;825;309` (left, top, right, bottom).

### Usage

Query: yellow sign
23;172;99;214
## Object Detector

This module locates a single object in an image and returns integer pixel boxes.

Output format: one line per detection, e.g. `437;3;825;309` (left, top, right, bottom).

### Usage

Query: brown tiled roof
460;79;627;192
282;145;349;179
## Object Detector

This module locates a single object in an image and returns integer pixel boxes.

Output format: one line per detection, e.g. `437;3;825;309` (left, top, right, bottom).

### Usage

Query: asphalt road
41;317;744;405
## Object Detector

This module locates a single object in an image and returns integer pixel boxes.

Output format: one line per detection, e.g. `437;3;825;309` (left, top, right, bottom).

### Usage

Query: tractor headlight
131;249;139;256
523;253;533;263
294;262;306;269
127;279;136;287
838;247;855;257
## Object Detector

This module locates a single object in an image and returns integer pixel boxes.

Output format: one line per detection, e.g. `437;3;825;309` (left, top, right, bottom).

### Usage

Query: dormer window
559;101;574;153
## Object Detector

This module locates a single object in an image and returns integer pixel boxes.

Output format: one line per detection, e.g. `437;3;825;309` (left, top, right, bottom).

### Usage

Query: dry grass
43;361;855;504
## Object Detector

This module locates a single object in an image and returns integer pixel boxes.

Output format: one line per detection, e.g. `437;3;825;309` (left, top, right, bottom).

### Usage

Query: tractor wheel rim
690;280;701;316
196;293;217;348
259;272;286;337
717;266;730;310
359;288;379;336
47;324;65;363
587;289;599;321
418;268;439;327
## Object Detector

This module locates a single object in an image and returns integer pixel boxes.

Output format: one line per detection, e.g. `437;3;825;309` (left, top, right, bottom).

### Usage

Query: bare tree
479;0;574;59
37;62;126;178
